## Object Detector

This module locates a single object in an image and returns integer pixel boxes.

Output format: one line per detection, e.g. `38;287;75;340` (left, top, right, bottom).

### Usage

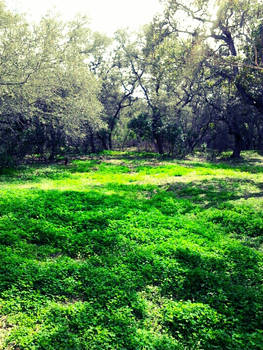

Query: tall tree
0;6;102;164
160;0;263;157
121;18;213;155
88;30;139;150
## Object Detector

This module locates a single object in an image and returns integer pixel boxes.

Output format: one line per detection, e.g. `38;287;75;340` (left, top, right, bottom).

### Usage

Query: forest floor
0;151;263;349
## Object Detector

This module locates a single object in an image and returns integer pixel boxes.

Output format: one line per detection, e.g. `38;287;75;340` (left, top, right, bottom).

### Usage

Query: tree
160;0;263;157
87;30;139;150
0;5;102;165
118;18;214;155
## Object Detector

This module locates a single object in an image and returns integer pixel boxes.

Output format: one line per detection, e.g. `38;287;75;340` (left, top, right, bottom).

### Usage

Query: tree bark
152;109;164;154
155;134;164;154
108;133;113;150
87;126;96;153
97;132;108;150
90;131;96;153
231;133;242;158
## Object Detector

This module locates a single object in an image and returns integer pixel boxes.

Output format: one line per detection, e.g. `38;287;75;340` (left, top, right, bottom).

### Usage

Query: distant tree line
0;0;263;167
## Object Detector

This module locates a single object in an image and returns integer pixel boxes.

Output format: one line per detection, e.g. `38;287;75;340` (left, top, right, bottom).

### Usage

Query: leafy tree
88;30;139;150
0;5;102;165
160;0;263;157
119;18;214;155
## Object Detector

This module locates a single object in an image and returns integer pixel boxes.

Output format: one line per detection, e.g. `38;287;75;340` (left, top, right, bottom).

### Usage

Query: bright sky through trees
5;0;163;34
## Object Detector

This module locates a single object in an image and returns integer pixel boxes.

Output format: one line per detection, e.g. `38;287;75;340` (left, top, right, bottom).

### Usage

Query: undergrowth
0;151;262;349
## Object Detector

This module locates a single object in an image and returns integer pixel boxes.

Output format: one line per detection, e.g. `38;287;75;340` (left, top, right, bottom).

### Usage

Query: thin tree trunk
155;134;164;154
89;128;96;153
231;133;242;158
108;133;113;150
152;109;164;154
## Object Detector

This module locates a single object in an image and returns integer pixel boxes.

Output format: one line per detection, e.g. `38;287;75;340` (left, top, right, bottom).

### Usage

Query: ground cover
0;151;262;349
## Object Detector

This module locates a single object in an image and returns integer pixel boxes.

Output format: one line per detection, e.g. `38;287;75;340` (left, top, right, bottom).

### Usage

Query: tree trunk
152;109;164;154
48;132;57;162
89;127;96;153
108;133;113;150
231;133;242;158
97;133;108;150
155;134;164;154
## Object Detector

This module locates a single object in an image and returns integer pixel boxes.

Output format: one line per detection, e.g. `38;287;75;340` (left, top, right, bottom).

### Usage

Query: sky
5;0;163;35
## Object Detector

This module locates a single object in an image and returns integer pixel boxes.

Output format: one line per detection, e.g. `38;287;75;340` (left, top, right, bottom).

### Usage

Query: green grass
0;151;263;349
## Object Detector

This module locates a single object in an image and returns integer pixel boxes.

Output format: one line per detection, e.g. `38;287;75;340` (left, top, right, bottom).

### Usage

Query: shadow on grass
0;159;133;183
101;151;263;174
1;152;263;187
185;160;263;174
167;177;263;207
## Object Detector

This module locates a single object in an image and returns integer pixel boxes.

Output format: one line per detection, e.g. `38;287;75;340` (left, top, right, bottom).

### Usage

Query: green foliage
128;113;152;141
0;5;103;166
0;151;262;349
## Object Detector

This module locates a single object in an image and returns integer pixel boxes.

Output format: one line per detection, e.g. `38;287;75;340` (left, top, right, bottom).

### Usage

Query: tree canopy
0;0;263;165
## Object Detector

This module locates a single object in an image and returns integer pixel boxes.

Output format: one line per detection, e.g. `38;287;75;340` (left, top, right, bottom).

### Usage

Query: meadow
0;151;262;349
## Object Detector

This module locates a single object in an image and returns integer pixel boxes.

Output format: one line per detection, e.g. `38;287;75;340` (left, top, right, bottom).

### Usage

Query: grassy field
0;151;262;349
